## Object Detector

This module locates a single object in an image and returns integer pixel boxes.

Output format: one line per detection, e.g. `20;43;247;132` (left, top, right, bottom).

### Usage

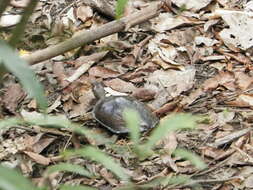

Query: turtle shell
93;96;159;134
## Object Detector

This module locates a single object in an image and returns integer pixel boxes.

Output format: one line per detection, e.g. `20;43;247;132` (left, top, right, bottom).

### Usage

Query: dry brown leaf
158;132;178;152
147;67;195;109
171;0;212;11
234;72;253;90
132;88;156;101
52;62;69;87
226;94;253;107
32;136;56;153
195;36;219;47
151;13;193;32
203;71;235;91
24;151;51;165
245;175;253;188
107;40;133;51
218;10;253;50
3;83;26;113
200;146;226;159
222;52;252;65
104;78;137;93
75;5;93;23
147;65;195;97
69;89;94;119
88;66;120;79
99;168;118;186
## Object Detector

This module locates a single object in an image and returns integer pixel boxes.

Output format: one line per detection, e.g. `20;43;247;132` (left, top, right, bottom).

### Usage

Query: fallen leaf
3;83;26;113
245;175;253;188
24;151;50;165
226;94;253;107
171;0;212;11
195;36;219;47
32;136;56;153
89;66;121;79
100;168;118;186
75;5;93;23
200;146;226;159
151;13;193;32
147;66;195;109
132;88;156;101
69;89;94;119
234;72;253;90
104;78;137;93
218;10;253;50
52;62;69;87
203;71;235;91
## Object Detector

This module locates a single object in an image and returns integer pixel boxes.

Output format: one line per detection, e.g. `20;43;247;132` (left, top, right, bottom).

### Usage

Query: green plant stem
0;0;11;18
9;0;38;47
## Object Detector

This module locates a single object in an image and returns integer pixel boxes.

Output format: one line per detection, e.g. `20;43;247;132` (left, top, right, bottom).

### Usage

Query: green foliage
179;4;187;12
64;146;130;182
0;40;47;111
115;0;128;19
0;0;47;111
46;163;93;178
0;113;109;145
173;149;207;170
138;175;191;189
0;165;39;190
0;0;10;17
145;113;197;149
124;110;201;161
9;0;38;46
0;117;24;129
123;109;140;145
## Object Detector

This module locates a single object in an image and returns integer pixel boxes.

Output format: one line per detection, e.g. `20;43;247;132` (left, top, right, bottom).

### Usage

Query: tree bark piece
22;1;163;65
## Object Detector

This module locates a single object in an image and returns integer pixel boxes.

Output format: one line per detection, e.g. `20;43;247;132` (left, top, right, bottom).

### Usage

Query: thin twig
22;1;163;65
173;176;243;189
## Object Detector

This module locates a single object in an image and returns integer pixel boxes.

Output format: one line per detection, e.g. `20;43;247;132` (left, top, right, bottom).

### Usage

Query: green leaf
0;117;25;129
60;184;97;190
9;0;38;46
0;165;38;190
0;40;47;110
173;149;207;170
145;113;198;150
0;0;10;17
115;0;128;19
116;176;191;190
123;109;140;145
64;146;130;182
46;163;93;178
21;111;109;144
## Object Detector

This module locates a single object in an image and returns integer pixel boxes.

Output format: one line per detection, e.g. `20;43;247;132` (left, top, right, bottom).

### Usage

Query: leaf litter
1;0;253;189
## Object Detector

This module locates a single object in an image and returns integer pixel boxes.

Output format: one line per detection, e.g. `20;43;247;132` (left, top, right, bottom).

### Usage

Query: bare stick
22;2;163;65
209;127;253;147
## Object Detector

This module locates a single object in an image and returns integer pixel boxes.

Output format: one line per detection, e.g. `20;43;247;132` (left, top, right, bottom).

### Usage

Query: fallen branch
22;1;163;65
209;127;253;147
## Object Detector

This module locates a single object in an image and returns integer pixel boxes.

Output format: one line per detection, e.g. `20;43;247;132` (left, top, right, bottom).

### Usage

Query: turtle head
92;81;106;99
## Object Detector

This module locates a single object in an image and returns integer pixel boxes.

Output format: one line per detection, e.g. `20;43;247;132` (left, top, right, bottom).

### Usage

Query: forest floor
1;0;253;189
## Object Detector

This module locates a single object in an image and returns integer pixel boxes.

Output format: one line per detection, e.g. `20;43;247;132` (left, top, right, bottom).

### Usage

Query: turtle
92;82;159;134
